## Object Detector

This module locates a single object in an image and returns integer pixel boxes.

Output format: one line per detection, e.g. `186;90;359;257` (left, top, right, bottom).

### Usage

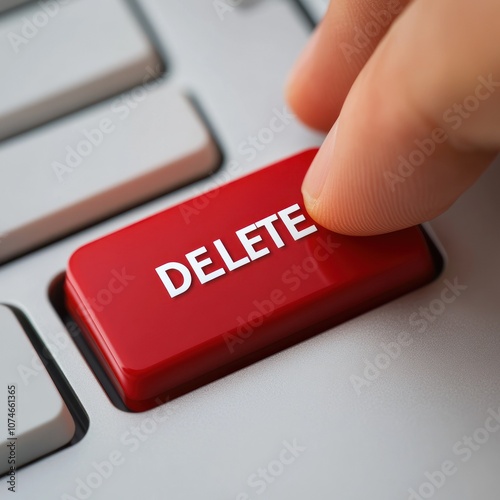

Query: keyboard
1;1;500;499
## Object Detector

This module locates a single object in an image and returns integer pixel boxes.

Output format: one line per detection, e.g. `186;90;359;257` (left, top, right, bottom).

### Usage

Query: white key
300;0;329;23
0;305;75;474
0;0;31;14
0;84;219;263
0;0;161;140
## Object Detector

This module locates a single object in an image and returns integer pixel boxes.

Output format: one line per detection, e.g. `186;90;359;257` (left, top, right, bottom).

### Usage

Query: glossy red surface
65;149;436;411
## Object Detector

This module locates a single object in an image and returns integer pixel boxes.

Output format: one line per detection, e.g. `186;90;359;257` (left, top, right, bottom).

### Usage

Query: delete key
65;149;436;411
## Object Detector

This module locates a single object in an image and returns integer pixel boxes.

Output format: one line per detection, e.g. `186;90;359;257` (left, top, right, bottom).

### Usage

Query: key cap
0;84;219;263
65;149;436;411
0;305;75;474
0;0;161;140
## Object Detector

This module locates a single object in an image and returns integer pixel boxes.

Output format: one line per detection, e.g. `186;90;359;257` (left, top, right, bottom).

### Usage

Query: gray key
0;0;161;140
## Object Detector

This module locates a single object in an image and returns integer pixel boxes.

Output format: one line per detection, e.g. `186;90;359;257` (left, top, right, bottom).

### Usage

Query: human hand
287;0;500;235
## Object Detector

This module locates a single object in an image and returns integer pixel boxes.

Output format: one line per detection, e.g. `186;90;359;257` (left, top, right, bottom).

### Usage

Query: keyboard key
0;0;161;140
65;149;436;411
0;84;219;263
0;305;75;474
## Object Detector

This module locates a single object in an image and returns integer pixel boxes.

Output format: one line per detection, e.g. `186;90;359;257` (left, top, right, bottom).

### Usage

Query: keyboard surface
1;1;500;499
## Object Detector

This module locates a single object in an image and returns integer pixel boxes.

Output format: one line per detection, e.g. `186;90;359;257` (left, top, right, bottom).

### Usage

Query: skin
286;0;500;235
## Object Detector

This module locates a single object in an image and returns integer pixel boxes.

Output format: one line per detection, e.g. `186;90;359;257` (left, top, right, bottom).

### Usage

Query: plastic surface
0;0;160;140
0;305;75;474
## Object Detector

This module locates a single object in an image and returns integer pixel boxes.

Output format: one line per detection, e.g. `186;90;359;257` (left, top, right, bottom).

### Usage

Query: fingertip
307;148;493;237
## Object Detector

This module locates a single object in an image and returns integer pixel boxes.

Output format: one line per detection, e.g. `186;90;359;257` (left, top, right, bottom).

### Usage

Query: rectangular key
0;305;75;474
0;84;219;263
0;0;161;140
65;150;436;411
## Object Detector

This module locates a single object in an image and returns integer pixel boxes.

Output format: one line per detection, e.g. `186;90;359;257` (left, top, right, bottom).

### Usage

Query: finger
286;0;411;131
302;0;500;235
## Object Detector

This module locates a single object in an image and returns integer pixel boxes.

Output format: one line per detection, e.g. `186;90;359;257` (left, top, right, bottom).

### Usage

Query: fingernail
302;121;338;206
287;26;322;89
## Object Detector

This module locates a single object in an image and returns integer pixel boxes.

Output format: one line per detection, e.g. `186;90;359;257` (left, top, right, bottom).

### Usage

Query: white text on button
155;204;317;298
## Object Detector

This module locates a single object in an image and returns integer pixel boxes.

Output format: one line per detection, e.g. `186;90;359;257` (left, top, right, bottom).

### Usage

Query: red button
65;149;436;411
